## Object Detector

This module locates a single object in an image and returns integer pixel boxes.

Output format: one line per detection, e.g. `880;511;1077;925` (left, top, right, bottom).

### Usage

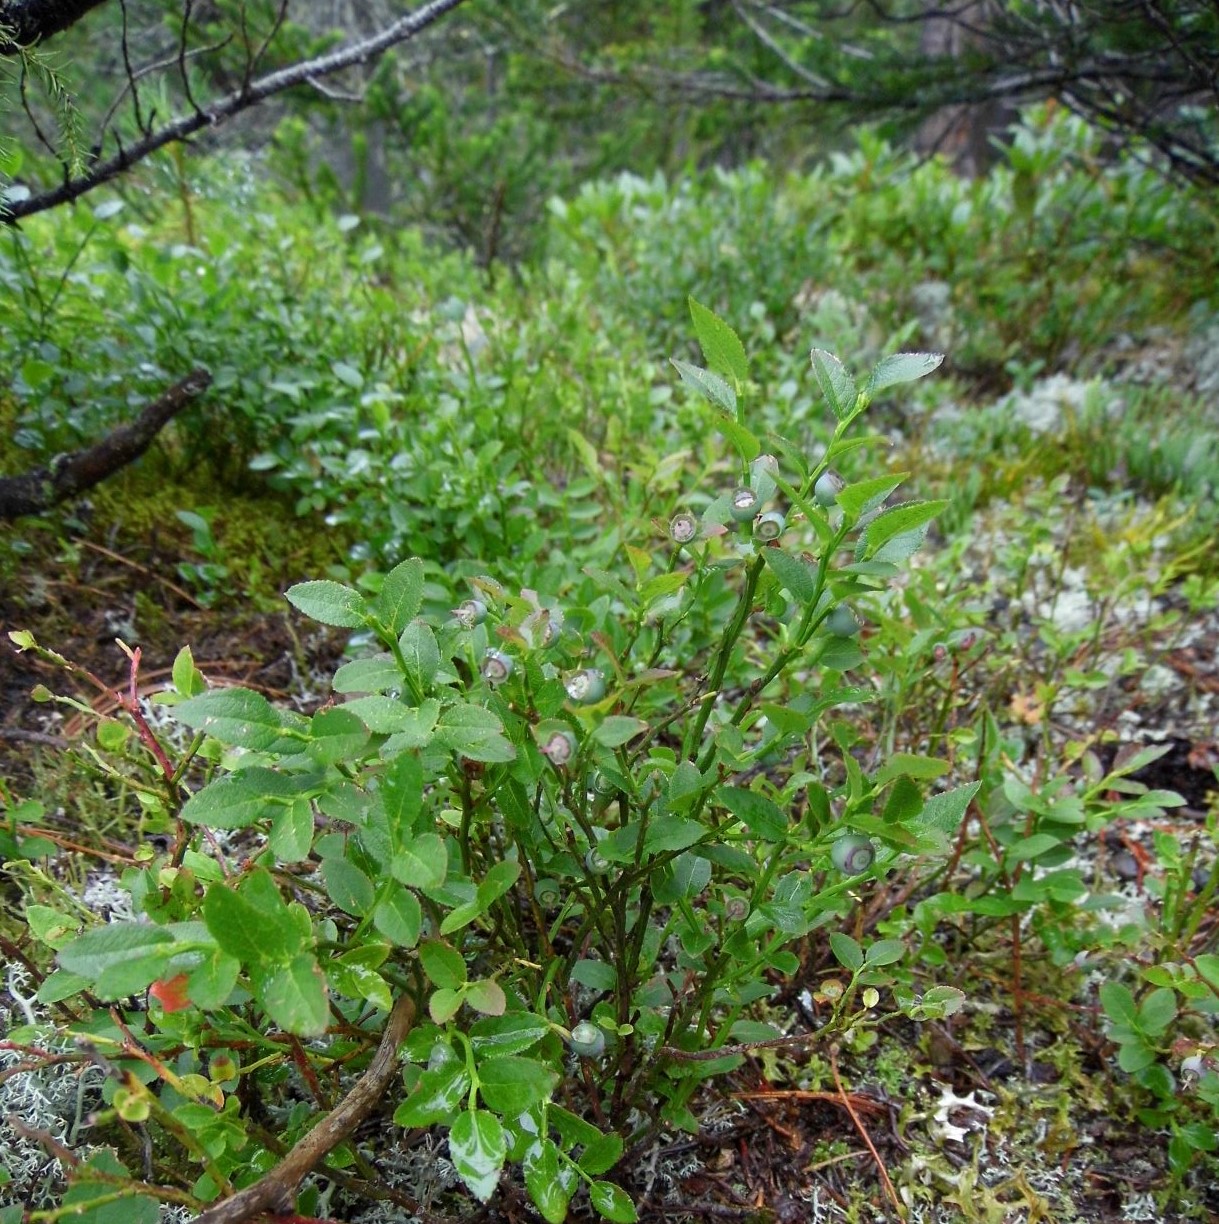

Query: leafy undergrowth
2;110;1219;1224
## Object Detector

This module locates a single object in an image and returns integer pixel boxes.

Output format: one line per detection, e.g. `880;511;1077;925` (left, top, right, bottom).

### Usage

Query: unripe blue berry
830;834;875;875
541;729;577;766
566;668;607;704
827;605;861;637
481;649;514;685
814;471;843;508
455;599;487;628
754;510;786;542
568;1021;606;1057
670;512;698;544
591;771;618;797
585;847;611;874
723;895;749;921
535;879;562;908
729;487;761;522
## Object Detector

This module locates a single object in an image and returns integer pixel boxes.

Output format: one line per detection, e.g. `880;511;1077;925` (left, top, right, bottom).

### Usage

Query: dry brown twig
829;1043;905;1218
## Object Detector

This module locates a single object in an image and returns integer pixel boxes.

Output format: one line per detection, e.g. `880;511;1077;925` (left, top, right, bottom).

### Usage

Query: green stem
684;554;766;762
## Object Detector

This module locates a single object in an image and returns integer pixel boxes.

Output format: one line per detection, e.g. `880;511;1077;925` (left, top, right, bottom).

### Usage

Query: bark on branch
191;995;416;1224
0;368;211;521
0;0;111;54
2;0;469;222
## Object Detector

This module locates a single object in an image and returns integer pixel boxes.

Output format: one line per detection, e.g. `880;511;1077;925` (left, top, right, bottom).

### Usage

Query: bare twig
96;36;231;142
117;0;145;134
3;0;470;222
829;1043;904;1217
78;539;205;610
248;0;290;89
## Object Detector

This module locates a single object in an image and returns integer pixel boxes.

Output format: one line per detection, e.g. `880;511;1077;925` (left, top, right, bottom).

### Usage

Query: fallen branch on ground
0;367;211;521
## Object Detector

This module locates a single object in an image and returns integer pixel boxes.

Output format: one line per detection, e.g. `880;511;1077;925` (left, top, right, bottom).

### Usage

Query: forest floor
3;475;1217;1224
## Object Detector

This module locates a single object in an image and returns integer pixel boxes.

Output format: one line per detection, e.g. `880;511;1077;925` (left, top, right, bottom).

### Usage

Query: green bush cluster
2;106;1218;1221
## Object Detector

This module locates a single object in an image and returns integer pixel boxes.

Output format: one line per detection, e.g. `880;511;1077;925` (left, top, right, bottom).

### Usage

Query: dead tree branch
2;0;470;222
0;368;211;520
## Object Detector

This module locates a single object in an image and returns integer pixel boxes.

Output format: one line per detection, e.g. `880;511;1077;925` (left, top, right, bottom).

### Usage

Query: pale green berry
830;834;875;874
814;471;843;508
827;605;860;637
481;649;514;684
568;1021;606;1057
455;599;487;628
542;729;577;766
535;879;562;908
566;668;607;704
723;895;749;921
592;771;618;796
729;487;761;522
754;510;786;541
670;512;698;544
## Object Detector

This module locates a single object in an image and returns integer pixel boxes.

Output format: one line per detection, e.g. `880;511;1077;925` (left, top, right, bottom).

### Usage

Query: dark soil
1;510;349;794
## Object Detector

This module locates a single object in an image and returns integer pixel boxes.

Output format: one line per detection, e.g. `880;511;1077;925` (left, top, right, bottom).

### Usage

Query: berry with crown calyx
830;834;875;875
455;599;487;628
729;487;761;522
670;511;699;544
541;729;577;766
481;649;514;684
754;510;786;542
535;879;562;908
568;1021;606;1057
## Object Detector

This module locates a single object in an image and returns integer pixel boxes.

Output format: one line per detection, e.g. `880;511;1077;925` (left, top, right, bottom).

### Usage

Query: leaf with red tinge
465;978;506;1016
149;974;191;1013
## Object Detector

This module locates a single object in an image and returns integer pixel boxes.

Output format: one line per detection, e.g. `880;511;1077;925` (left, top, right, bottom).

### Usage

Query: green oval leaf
256;953;329;1036
173;689;292;751
689;297;749;384
449;1109;507;1203
593;716;648;748
394;1063;470;1127
671;358;736;413
373;885;422;948
718;786;787;841
810;349;857;421
420;939;467;990
589;1180;637;1223
864;351;943;397
391;833;448;891
374;557;424;635
477;1056;559;1115
829;931;863;972
470;1013;550;1057
58;924;175;980
285;580;369;628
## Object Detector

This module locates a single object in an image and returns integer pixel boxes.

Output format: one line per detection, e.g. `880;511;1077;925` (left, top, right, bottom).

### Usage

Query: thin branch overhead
2;0;470;222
